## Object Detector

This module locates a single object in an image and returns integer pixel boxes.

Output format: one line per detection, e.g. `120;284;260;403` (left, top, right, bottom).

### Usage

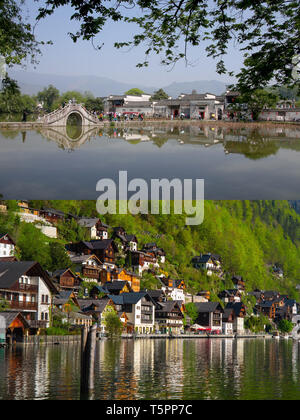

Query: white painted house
0;261;57;329
0;233;15;259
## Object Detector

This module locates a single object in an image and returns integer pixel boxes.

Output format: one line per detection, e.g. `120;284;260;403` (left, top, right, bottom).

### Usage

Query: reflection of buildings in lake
32;346;50;399
292;341;299;383
39;126;99;150
123;133;151;142
4;345;50;399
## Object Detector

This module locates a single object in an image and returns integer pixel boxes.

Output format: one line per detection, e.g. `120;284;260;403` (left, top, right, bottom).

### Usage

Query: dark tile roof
82;239;115;250
109;292;156;306
0;261;45;289
225;302;244;317
194;302;223;313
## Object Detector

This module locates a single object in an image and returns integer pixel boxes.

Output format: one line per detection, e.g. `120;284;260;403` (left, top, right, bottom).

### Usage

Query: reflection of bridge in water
39;125;100;150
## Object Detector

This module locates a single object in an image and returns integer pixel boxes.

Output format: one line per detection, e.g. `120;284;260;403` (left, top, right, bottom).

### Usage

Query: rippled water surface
1;339;300;400
0;124;300;199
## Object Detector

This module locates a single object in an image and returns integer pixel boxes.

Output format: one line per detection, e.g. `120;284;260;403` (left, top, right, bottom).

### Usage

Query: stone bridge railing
38;103;100;126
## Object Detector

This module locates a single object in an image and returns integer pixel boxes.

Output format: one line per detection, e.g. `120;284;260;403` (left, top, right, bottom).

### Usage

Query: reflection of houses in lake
123;133;151;142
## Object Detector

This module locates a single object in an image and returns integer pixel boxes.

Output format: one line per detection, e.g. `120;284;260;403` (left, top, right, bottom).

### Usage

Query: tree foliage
0;0;42;66
35;0;300;91
151;89;169;101
103;308;123;338
124;88;145;96
37;85;60;112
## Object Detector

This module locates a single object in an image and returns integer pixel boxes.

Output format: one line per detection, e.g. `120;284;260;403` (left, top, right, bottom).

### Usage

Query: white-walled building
0;233;15;260
0;261;57;329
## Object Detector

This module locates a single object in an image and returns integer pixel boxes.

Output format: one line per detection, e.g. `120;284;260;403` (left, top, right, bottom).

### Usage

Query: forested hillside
1;200;299;299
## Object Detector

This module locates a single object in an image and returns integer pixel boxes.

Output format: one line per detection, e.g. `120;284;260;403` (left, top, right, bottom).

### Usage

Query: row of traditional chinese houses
103;91;300;122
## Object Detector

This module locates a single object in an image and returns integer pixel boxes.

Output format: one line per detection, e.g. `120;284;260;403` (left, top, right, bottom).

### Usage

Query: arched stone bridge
39;103;100;126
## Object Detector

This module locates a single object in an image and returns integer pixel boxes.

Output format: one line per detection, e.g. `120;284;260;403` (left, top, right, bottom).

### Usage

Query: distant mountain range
8;70;228;98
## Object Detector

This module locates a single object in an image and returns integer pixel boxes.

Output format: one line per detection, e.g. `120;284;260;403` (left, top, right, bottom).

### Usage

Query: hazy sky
20;1;244;86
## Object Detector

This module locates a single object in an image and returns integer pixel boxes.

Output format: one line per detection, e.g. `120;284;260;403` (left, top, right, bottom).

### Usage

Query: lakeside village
24;90;300;124
98;91;300;122
0;201;299;345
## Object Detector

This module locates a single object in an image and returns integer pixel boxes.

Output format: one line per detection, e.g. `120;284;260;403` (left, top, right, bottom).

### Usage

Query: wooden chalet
67;239;117;265
130;250;158;275
194;302;223;331
218;289;242;303
51;268;83;293
39;208;65;224
232;276;246;291
142;243;166;263
155;300;184;334
53;290;80;312
111;268;140;292
112;227;138;251
256;301;276;319
0;233;16;261
71;254;103;282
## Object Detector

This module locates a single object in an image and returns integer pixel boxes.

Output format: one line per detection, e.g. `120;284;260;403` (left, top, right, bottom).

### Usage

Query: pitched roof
0;261;57;293
194;302;223;313
77;218;99;228
0;312;30;329
225;302;245;317
82;239;115;251
156;301;181;313
0;233;16;245
109;292;156;306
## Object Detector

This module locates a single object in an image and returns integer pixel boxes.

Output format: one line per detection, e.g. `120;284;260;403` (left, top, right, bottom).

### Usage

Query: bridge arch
39;103;101;127
66;111;83;126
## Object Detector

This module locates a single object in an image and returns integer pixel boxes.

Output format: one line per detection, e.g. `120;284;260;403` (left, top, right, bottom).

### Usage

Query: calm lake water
0;338;300;400
0;124;300;199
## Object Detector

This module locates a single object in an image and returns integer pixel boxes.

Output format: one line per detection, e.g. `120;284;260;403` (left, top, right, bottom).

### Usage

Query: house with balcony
218;289;242;304
130;250;159;275
223;302;246;334
154;300;184;334
0;261;57;329
194;302;223;332
70;254;103;283
109;292;156;334
51;268;83;294
0;233;16;261
142;243;166;263
66;239;118;266
110;268;141;292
